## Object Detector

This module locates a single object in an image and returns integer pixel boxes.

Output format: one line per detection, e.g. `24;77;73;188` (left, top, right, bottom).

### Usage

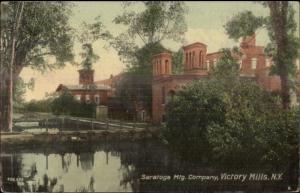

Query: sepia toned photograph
0;1;300;192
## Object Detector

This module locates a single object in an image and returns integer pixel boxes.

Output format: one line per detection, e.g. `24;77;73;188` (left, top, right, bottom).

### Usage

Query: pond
1;139;292;192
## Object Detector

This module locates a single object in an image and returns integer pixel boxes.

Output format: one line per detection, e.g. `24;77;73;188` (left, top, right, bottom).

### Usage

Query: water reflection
1;140;289;192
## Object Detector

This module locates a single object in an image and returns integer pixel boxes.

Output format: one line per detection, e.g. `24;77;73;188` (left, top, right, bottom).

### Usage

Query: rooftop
56;84;111;92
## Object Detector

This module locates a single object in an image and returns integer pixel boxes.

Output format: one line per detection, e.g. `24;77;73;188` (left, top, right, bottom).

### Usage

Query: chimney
78;69;94;85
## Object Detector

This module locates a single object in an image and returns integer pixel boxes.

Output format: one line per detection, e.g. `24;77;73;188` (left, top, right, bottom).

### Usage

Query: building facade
152;34;300;124
56;69;111;105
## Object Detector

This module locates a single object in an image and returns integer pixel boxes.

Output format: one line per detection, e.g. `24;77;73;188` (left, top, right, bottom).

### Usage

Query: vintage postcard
1;1;300;192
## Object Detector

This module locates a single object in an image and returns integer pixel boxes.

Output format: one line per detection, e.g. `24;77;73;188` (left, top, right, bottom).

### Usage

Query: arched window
199;51;202;67
85;94;90;104
206;60;210;70
192;51;195;67
239;59;243;70
189;52;192;69
160;60;162;74
165;60;169;74
266;58;271;67
251;57;257;69
94;95;100;104
186;53;188;67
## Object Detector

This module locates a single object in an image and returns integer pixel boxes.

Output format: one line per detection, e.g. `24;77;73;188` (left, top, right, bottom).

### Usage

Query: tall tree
0;2;75;131
109;1;188;117
224;2;299;109
224;2;300;190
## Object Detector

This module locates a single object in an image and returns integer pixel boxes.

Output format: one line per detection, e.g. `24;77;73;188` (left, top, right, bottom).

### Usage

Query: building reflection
1;139;289;192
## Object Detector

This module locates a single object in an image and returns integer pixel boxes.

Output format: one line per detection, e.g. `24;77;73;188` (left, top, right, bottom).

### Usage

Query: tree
224;2;299;109
79;43;99;70
0;2;75;131
225;2;300;190
108;2;188;118
172;48;184;74
51;91;78;116
164;51;299;177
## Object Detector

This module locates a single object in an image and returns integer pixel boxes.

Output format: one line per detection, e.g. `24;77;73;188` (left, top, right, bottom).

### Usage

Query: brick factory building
152;34;300;124
56;69;111;105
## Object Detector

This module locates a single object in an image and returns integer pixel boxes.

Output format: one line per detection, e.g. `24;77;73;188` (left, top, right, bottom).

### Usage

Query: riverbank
0;127;161;150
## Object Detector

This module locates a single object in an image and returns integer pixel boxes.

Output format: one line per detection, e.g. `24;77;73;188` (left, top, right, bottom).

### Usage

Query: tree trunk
279;74;291;109
268;1;290;109
6;2;24;132
297;3;300;192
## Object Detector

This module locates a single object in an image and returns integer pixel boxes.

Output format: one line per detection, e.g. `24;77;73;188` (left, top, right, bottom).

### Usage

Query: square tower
183;42;208;75
152;52;172;76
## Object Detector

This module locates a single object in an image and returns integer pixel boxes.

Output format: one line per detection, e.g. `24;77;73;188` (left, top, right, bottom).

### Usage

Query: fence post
106;119;109;130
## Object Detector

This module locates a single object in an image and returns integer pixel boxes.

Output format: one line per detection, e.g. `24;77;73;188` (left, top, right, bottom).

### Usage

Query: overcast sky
20;1;300;101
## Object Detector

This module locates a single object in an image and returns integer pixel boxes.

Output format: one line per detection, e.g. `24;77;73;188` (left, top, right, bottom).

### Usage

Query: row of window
154;59;170;74
75;94;100;104
207;57;260;70
185;51;204;68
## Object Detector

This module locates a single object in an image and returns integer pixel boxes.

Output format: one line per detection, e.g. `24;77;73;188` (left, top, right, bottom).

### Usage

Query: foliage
172;48;184;74
163;51;299;169
24;98;53;113
110;1;187;67
212;48;240;80
224;2;300;108
13;77;35;108
0;1;75;130
224;11;265;41
0;1;75;74
114;72;153;118
51;91;96;118
114;1;187;45
79;43;99;70
108;2;187;116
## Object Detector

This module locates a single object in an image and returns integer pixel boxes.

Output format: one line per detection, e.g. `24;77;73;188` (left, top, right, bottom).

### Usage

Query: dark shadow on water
0;139;293;192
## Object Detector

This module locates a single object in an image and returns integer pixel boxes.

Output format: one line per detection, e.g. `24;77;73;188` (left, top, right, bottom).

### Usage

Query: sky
20;1;300;101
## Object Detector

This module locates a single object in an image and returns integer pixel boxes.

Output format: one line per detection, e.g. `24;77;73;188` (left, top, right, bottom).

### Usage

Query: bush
163;78;299;169
51;91;96;118
164;48;299;170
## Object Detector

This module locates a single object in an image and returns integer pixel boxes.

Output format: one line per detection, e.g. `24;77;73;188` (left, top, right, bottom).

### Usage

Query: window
94;95;100;104
213;58;217;65
75;95;81;101
206;60;210;70
165;60;169;74
85;94;90;103
251;58;257;69
186;53;188;66
266;58;271;67
238;60;243;69
192;51;195;67
199;51;202;67
189;52;192;68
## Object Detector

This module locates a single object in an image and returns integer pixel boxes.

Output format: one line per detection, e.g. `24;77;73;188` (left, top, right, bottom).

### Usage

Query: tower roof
183;42;207;50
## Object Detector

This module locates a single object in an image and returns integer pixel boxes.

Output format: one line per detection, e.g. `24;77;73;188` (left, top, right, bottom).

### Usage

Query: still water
1;139;290;192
